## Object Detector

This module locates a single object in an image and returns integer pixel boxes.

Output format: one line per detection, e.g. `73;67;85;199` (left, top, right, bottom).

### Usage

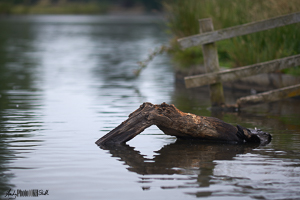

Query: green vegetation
164;0;300;75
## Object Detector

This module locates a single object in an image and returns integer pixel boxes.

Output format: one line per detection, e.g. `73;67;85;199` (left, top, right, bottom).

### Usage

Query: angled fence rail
178;12;300;49
177;12;300;108
185;55;300;89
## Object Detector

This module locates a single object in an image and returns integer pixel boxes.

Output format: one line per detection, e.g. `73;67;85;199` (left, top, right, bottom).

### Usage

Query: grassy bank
164;0;300;75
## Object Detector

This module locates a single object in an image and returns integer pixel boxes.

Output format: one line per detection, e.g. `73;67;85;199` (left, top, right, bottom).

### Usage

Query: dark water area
0;15;300;200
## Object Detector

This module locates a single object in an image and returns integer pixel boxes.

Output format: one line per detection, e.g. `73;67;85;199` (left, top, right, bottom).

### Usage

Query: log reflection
99;139;259;189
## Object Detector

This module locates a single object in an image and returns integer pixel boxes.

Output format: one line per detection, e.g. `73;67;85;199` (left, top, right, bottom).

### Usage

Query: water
0;15;300;200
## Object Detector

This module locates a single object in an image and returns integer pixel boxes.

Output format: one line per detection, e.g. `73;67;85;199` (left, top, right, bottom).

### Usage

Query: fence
177;12;300;108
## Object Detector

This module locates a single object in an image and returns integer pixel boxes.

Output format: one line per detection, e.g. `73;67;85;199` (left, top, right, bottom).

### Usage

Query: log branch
95;102;271;146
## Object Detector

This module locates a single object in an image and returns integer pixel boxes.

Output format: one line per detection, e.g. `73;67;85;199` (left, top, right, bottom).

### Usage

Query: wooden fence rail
185;54;300;88
178;12;300;49
177;12;300;108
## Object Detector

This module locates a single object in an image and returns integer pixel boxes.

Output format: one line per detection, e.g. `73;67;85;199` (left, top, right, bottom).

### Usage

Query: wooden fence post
199;18;225;107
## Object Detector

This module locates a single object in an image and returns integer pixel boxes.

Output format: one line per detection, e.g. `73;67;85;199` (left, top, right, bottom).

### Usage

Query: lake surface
0;15;300;200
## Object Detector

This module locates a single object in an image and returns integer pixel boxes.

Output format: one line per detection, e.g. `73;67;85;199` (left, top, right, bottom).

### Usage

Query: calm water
0;15;300;200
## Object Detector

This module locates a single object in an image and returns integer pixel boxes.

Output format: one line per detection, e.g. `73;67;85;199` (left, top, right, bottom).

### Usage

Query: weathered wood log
95;102;271;146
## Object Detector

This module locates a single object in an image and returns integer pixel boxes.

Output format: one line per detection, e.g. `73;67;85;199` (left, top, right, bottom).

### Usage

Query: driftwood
95;102;271;146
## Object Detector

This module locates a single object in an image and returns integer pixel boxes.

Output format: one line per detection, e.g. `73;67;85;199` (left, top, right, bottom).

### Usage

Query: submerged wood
237;83;300;107
95;102;271;146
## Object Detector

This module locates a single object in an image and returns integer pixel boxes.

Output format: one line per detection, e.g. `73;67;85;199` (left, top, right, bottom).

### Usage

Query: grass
164;0;300;75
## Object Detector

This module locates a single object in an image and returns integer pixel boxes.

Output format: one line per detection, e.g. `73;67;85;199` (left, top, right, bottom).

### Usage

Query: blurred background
1;1;300;200
0;0;162;15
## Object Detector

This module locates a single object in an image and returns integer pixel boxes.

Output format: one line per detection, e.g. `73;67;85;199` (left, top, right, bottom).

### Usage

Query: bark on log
95;102;271;146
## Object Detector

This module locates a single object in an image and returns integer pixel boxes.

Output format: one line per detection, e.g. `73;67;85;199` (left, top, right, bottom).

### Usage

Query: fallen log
95;102;271;146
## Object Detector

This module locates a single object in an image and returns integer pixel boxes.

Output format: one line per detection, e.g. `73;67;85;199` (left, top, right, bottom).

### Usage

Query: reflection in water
100;140;258;195
0;16;44;197
100;138;300;199
0;135;14;196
